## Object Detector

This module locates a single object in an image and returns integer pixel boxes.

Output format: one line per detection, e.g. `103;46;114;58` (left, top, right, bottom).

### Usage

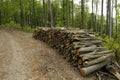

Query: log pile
33;27;120;78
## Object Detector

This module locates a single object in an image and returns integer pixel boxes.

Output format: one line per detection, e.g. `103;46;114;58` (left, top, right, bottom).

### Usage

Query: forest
0;0;120;79
0;0;120;52
0;0;119;36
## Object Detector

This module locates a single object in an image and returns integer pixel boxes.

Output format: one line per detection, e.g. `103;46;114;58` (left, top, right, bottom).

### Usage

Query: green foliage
2;21;20;28
1;21;33;32
23;25;34;32
100;33;120;52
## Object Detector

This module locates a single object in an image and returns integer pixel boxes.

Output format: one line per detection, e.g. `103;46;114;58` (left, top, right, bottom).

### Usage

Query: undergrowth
1;21;34;32
98;33;120;63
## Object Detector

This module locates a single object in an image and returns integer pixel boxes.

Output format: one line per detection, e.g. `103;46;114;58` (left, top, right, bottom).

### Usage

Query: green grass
1;21;34;33
23;25;34;32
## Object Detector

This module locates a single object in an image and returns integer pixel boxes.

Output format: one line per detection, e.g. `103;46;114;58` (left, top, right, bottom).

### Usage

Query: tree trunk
100;0;104;36
109;0;112;37
43;0;47;27
91;0;94;31
115;0;118;38
95;1;98;32
20;0;24;28
66;0;69;28
62;0;65;26
81;0;84;29
32;0;36;28
106;0;112;37
72;0;74;28
0;11;1;25
48;0;53;27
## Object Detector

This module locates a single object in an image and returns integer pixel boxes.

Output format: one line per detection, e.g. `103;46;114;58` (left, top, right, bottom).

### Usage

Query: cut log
80;51;112;61
33;27;114;77
78;45;96;53
72;40;102;47
106;65;120;80
83;53;113;67
78;59;82;65
79;58;111;76
80;50;112;57
81;54;102;61
72;42;85;49
114;62;120;69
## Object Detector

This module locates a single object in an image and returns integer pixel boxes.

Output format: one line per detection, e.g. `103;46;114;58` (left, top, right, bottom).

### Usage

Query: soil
0;28;96;80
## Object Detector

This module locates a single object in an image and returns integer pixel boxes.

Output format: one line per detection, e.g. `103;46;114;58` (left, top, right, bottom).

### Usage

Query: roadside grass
1;21;34;33
23;25;34;33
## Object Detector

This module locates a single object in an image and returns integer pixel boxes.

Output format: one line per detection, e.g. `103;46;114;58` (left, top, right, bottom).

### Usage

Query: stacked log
33;27;114;77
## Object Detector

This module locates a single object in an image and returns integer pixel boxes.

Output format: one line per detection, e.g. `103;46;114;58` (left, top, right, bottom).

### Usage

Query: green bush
2;21;20;28
1;21;34;32
99;34;120;62
23;25;34;32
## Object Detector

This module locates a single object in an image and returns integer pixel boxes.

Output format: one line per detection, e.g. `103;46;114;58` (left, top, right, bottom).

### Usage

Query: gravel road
0;28;96;80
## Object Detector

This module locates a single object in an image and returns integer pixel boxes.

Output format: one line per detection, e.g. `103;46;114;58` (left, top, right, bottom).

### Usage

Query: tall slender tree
100;0;104;36
20;0;24;28
48;0;53;27
0;11;1;25
66;0;69;27
91;0;94;31
71;0;74;27
108;0;112;37
81;0;84;29
95;0;98;32
43;0;47;27
32;0;36;28
115;0;118;38
62;0;65;26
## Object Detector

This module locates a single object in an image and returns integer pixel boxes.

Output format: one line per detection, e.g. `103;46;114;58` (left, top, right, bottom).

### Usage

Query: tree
115;0;118;38
62;0;66;26
48;0;53;27
66;0;69;27
95;0;99;32
43;0;47;27
91;0;94;31
106;0;112;37
81;0;84;29
0;9;1;25
32;0;36;28
100;0;104;36
71;0;74;27
20;0;24;28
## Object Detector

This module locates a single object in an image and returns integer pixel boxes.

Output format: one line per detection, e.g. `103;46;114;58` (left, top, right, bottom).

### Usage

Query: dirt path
0;28;95;80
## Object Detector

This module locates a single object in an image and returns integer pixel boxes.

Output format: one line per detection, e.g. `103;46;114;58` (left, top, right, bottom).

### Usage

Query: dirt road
0;28;95;80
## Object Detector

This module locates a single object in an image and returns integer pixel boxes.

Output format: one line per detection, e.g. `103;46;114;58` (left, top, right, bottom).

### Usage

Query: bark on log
79;58;111;76
106;65;120;80
83;53;113;67
78;45;96;53
80;50;111;57
80;51;112;61
33;27;114;77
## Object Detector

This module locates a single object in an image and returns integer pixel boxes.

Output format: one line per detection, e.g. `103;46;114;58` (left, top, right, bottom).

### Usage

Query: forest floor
0;28;96;80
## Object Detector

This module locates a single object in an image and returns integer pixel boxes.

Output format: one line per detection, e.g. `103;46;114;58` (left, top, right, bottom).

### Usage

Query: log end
79;68;86;77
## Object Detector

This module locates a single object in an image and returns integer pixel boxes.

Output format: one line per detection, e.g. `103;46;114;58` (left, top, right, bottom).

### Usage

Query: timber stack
33;27;120;79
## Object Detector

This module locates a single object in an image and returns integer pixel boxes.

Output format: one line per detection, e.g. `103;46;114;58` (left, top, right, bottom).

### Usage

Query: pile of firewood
33;27;120;79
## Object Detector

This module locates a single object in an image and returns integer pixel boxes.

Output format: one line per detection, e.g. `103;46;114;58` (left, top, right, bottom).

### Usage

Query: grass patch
23;25;34;32
1;21;34;33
